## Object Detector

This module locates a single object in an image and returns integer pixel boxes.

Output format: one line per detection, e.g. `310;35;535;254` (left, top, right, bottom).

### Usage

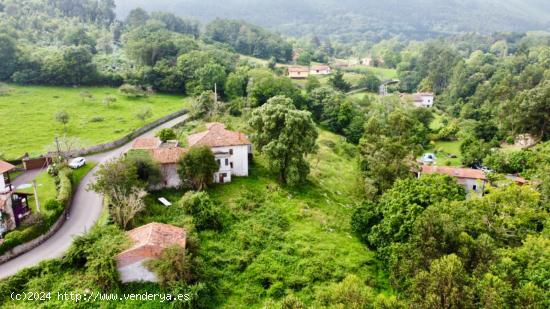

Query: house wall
117;259;158;283
457;178;485;194
212;145;249;177
289;71;309;79
414;96;434;108
0;174;5;192
160;163;181;188
310;68;331;75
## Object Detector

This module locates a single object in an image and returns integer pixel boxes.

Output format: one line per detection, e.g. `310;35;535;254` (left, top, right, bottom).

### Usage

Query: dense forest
116;0;550;43
0;0;549;308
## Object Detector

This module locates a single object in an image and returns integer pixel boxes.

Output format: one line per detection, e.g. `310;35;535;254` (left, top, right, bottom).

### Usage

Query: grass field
0;85;190;159
431;140;462;166
133;117;387;307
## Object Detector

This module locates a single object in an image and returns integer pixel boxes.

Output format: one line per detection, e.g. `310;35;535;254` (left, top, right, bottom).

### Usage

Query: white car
69;157;86;169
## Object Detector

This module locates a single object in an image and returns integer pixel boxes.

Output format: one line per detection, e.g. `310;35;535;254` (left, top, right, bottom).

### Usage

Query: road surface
0;114;188;279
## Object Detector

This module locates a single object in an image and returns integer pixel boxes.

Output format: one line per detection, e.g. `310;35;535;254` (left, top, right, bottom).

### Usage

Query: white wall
212;145;249;177
0;173;5;192
118;259;158;283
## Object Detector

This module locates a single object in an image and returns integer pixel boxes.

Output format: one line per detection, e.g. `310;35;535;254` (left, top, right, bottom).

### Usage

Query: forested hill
115;0;550;42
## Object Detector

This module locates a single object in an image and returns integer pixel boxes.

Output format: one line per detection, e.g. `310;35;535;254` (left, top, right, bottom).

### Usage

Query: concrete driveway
0;114;188;279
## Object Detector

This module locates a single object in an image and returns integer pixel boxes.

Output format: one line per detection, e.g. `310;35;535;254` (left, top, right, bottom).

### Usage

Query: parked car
421;153;437;164
69;157;86;169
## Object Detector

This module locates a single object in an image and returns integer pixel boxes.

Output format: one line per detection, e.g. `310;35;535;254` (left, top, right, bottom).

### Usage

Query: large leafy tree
178;146;218;190
359;108;426;196
248;96;318;185
0;34;18;80
505;80;550;140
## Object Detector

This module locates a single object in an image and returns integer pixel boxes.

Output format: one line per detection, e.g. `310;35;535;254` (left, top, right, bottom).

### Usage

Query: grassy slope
0;85;190;159
137;119;387;307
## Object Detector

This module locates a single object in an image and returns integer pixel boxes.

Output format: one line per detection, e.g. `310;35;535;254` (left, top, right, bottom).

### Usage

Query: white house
0;161;15;194
288;66;310;79
187;123;252;184
412;92;435;108
310;65;331;75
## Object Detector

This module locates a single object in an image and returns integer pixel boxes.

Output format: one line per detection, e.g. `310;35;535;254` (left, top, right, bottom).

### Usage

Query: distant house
332;59;349;68
419;165;486;194
116;223;187;283
361;57;373;66
310;65;331;75
288;66;310;79
412;92;435;108
0;160;32;235
187;122;252;184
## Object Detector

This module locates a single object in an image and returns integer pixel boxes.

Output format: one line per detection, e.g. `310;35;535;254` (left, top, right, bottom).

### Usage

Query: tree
225;71;248;99
359;108;425;196
135;107;152;122
0;34;18;80
248;96;318;185
89;157;142;197
315;275;375;309
329;70;351;92
109;187;147;229
180;191;224;230
358;71;381;92
192;90;216;119
156;128;177;142
460;135;492;167
246;69;302;107
45;135;84;159
125;150;162;187
410;254;473;308
55;110;70;130
505;80;550;140
305;75;321;93
119;84;147;98
125;8;149;28
178;146;218;190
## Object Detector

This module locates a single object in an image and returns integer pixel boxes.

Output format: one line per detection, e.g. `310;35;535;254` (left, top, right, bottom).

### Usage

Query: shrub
180;191;224;231
156;128;177;142
119;84;146;98
45;199;62;212
146;245;199;287
89;116;104;123
235;189;266;211
178;146;218;191
57;168;73;206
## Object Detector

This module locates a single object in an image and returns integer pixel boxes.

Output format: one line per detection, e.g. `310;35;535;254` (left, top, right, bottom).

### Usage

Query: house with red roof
288;66;310;79
419;165;487;194
116;222;187;283
310;65;331;75
187;122;252;184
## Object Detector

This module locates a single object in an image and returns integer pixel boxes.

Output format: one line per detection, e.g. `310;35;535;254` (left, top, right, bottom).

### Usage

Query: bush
156;128;177;142
180;191;224;231
235;189;266;211
119;84;147;98
89;116;105;123
44;199;62;212
57;168;73;206
146;245;200;287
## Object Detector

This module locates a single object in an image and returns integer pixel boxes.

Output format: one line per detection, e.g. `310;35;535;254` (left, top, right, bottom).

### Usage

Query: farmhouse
412;92;435;108
310;65;331;75
116;222;187;283
288;66;310;79
187;122;252;184
419;165;486;195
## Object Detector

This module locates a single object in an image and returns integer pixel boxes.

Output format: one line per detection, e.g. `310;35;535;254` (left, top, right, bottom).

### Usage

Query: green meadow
0;85;190;159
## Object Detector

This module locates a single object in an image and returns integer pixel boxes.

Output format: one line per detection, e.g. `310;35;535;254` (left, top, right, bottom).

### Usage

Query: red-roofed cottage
187;123;252;183
419;165;487;194
116;222;187;283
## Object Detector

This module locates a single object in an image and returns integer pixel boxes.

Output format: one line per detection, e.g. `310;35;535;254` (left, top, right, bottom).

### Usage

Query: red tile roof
116;223;187;267
150;147;187;164
187;122;251;148
132;137;161;150
288;66;310;73
0;161;15;174
421;165;486;180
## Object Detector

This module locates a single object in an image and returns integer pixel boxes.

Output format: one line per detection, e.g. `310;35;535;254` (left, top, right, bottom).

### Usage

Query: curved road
0;114;188;279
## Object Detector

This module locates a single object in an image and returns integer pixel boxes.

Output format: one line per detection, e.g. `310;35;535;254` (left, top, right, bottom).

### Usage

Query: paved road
0;114;188;279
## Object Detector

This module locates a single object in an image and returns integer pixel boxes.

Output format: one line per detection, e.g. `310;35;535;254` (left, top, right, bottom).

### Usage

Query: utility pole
214;83;218;105
55;136;61;159
32;180;40;213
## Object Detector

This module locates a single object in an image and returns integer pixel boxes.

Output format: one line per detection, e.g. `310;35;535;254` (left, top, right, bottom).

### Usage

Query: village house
288;66;310;79
0;160;31;236
132;123;251;187
115;222;187;283
412;92;435;108
309;65;331;75
419;165;487;195
187;122;252;184
361;57;373;66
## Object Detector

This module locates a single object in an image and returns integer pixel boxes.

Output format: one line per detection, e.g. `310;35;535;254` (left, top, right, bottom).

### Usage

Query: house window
230;162;234;169
229;149;233;155
225;158;229;166
216;159;220;167
472;185;477;191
